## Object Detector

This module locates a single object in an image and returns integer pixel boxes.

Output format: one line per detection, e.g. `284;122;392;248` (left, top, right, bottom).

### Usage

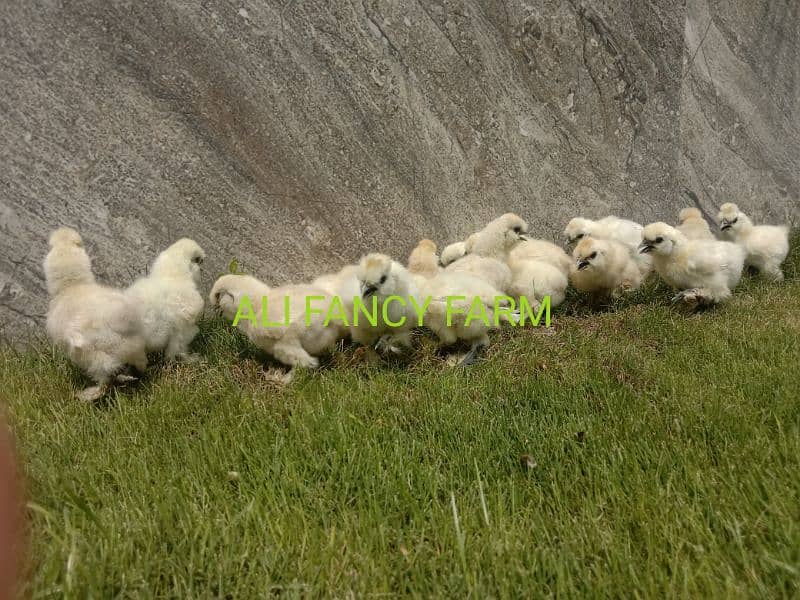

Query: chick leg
674;286;728;306
459;340;488;367
165;324;202;363
76;385;107;402
79;353;119;401
272;336;319;369
762;260;785;282
376;331;413;355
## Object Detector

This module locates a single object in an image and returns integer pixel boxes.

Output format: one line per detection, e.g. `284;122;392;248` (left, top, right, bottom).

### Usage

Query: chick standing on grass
420;271;508;366
44;227;148;401
640;222;746;306
676;207;715;241
569;237;645;297
126;239;205;362
716;203;790;281
353;253;422;355
445;213;528;293
210;274;346;370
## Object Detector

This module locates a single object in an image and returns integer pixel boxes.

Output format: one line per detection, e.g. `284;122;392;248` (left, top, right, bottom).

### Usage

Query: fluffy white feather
508;258;568;307
126;239;205;362
716;203;790;281
439;241;467;267
640;222;746;305
509;239;572;277
44;227;148;401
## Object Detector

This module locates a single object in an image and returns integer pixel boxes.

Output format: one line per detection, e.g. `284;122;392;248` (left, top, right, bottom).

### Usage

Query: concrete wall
1;0;797;341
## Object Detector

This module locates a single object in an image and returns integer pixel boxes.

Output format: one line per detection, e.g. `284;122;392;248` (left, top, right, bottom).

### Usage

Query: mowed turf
2;239;799;597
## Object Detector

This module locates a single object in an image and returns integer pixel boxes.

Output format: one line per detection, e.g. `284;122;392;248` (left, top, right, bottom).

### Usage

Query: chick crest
43;227;95;297
407;239;440;281
150;238;205;285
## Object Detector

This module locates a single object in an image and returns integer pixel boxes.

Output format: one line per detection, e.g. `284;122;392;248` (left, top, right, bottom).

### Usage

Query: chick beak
577;259;590;271
720;221;732;231
361;283;377;299
518;233;529;242
639;242;654;254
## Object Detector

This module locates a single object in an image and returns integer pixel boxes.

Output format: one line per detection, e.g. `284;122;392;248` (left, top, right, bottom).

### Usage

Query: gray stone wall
1;0;797;341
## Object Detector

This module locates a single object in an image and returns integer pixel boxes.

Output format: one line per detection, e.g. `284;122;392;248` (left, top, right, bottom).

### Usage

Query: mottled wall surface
1;0;797;340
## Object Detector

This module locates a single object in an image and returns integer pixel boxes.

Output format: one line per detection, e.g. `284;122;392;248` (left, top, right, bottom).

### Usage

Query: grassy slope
2;240;799;597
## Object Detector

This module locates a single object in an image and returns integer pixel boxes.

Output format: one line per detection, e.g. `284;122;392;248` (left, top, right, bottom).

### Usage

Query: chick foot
458;343;487;367
76;385;107;402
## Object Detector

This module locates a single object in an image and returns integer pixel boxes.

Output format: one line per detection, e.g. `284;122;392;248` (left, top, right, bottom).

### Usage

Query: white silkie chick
507;258;568;308
716;203;790;281
564;216;644;251
419;271;507;366
353;253;422;354
509;238;572;277
569;237;645;296
125;239;205;362
44;227;148;401
676;207;715;241
639;222;746;305
445;213;528;293
565;215;651;277
407;239;441;287
210;274;346;369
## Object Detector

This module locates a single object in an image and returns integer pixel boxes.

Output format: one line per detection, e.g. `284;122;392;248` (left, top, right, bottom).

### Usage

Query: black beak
720;223;732;231
577;260;590;270
362;286;377;299
639;243;654;254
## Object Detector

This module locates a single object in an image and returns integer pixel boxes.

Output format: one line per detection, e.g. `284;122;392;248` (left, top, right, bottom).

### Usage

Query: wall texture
1;0;798;341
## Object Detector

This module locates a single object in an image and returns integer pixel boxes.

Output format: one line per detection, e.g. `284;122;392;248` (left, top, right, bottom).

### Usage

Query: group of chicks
43;202;790;401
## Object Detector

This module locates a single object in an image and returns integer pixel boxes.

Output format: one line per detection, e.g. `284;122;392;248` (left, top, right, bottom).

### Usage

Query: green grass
2;239;799;597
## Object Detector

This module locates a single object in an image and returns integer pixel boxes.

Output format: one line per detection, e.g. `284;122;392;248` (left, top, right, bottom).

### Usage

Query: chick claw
76;385;106;402
375;335;402;355
672;289;699;304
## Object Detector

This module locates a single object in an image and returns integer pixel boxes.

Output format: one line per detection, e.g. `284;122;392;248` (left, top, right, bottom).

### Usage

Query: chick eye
512;226;521;234
730;218;738;224
193;256;203;264
655;237;664;244
575;233;584;240
589;251;597;259
379;275;387;284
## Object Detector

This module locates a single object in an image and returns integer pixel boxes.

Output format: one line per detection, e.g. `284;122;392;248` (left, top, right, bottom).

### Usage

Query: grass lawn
2;239;799;597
